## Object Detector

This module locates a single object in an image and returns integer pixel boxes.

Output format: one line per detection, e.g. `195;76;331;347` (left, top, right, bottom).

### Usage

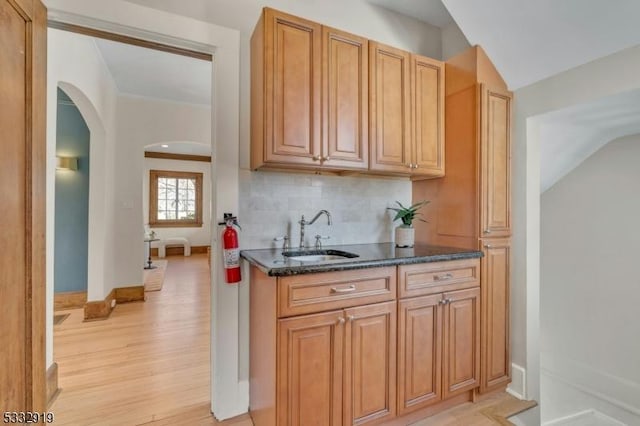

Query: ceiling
442;0;640;89
366;0;453;28
93;37;212;105
538;88;640;192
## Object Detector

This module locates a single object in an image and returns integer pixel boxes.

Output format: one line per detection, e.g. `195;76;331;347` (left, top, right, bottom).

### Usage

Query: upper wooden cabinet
480;86;512;237
322;26;369;170
251;8;443;177
252;9;368;171
413;48;513;248
369;42;412;174
251;8;321;169
369;43;445;177
412;54;445;177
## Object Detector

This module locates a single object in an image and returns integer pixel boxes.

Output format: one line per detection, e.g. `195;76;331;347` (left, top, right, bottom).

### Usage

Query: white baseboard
543;409;626;426
507;363;527;400
541;354;640;416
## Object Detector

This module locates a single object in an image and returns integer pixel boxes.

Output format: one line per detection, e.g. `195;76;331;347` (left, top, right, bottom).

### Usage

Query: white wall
540;134;640;421
441;21;471;61
47;28;119;366
240;171;411;249
513;43;640;414
114;95;211;288
143;157;212;247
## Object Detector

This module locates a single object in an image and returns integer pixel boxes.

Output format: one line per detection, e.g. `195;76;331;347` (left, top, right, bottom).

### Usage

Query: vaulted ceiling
440;0;640;90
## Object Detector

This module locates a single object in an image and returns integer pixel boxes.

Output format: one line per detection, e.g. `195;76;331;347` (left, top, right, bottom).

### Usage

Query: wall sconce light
56;156;78;171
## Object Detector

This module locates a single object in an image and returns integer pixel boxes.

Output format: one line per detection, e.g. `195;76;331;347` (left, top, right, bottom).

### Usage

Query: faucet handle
314;235;330;249
274;236;290;251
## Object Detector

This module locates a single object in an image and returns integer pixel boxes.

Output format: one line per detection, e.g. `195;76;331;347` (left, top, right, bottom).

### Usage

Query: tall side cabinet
413;46;513;394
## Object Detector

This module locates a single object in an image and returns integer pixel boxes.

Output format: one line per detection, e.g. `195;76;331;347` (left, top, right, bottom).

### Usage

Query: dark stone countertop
240;243;482;277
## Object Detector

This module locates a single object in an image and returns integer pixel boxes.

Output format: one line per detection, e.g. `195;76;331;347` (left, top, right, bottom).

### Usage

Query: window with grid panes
149;170;203;227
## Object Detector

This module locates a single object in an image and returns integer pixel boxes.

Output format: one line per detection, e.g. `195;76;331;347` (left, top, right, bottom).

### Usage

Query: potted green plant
387;200;429;247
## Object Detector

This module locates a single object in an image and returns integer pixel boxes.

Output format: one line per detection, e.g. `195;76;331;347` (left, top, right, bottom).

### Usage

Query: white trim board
541;354;640;416
507;363;527;400
543;409;626;426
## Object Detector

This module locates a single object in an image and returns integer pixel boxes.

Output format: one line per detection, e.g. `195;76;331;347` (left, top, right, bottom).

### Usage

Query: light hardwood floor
52;254;251;425
52;254;531;425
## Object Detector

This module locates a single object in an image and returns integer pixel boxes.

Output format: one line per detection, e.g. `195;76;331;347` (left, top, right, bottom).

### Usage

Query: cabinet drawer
398;259;479;298
278;267;396;317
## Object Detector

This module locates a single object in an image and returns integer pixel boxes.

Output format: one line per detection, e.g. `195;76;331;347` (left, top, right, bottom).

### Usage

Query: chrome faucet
298;210;332;248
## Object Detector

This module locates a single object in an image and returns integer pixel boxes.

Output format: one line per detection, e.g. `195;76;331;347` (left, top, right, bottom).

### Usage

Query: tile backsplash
239;170;412;249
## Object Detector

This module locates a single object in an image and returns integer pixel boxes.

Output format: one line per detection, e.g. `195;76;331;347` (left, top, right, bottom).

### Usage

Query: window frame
149;169;203;228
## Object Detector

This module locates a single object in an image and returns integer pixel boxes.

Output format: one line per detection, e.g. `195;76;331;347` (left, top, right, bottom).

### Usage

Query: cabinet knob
323;156;330;162
413;164;419;169
347;315;355;322
406;163;413;169
483;229;491;234
337;317;345;325
484;244;492;249
313;155;321;161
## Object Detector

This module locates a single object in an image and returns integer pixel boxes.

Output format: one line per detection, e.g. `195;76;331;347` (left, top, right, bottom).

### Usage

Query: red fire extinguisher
220;213;241;284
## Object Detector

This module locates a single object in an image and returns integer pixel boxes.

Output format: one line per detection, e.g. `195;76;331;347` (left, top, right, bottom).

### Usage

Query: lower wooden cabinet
250;259;489;426
397;288;480;415
480;238;511;393
442;287;480;399
277;301;396;426
277;310;344;426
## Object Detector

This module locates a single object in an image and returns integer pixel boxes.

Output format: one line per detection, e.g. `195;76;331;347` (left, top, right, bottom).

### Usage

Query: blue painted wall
54;88;90;293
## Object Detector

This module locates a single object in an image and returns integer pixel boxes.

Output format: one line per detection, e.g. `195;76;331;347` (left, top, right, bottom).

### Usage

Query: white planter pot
395;225;415;248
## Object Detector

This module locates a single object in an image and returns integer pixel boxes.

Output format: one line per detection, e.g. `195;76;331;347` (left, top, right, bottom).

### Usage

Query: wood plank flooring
52;254;532;425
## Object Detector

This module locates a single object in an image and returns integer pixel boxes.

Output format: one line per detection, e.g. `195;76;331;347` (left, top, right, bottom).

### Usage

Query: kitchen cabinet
322;26;369;170
480;87;512;237
411;54;445;177
250;266;397;426
369;42;412;174
251;8;321;169
412;46;512;395
251;8;443;177
251;9;368;171
480;238;511;393
397;260;480;415
369;43;445;177
277;310;344;426
278;302;396;426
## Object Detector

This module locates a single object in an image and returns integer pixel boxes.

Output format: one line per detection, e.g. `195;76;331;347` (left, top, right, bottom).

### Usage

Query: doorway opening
48;25;215;423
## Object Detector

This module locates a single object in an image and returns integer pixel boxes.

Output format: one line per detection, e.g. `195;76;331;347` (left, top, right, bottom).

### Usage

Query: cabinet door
322;26;368;170
397;295;442;415
344;301;396;425
263;8;322;166
411;55;444;177
277;310;344;426
369;42;412;174
442;287;480;399
480;238;511;393
480;86;512;237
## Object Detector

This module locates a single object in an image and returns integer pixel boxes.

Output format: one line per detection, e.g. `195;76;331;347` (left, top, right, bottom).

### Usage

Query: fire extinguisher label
223;248;240;268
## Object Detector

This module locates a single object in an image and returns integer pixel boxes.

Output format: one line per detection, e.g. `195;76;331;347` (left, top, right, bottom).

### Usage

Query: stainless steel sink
283;249;359;263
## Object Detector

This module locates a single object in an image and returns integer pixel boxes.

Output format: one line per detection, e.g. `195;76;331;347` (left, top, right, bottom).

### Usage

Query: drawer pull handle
434;273;453;281
331;285;356;294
